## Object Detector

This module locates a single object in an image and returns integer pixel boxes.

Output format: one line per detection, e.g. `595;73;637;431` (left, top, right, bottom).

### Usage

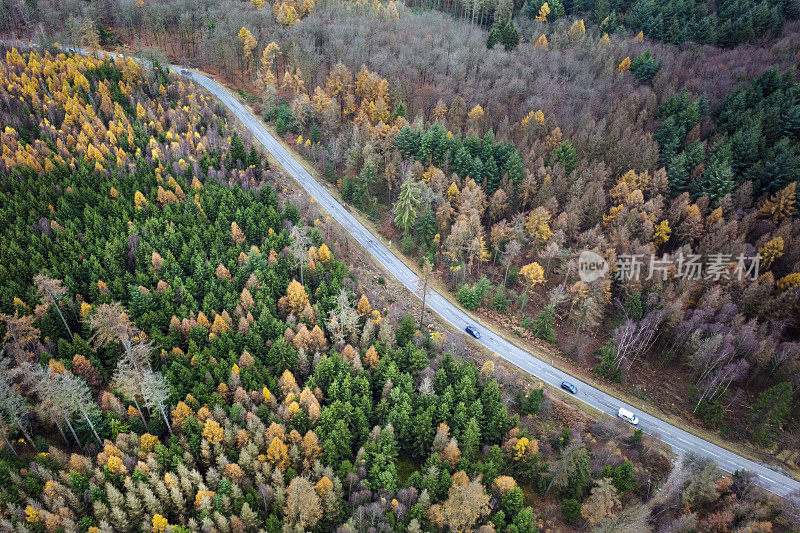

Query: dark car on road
560;381;577;394
465;325;481;339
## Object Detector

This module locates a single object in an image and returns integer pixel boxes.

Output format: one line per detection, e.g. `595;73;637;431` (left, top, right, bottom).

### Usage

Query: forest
12;0;798;461
3;47;794;532
0;0;799;529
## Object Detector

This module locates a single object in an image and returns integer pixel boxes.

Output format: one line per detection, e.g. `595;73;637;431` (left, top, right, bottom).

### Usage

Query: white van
617;408;639;425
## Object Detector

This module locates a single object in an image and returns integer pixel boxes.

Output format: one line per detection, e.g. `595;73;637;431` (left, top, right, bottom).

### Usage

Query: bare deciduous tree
1;312;41;363
88;302;151;372
336;289;359;345
57;372;102;444
33;274;73;339
289;226;311;285
141;370;173;436
500;239;521;287
112;359;148;427
285;476;322;528
14;362;81;446
610;309;665;375
0;357;34;451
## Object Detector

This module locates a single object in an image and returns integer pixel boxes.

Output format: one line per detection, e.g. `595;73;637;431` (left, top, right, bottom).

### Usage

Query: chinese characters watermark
578;251;760;283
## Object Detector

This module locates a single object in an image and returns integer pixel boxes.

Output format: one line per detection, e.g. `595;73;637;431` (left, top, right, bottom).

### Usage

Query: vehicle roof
618;407;635;417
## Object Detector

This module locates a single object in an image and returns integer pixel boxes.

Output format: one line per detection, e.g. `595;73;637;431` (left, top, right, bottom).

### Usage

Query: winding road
5;41;798;498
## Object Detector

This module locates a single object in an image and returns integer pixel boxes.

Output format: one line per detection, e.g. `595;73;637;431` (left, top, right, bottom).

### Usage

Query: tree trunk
1;431;18;458
80;409;102;444
63;414;83;450
46;289;73;340
131;396;148;427
53;418;70;446
121;338;139;373
544;460;568;499
160;405;173;436
15;422;36;448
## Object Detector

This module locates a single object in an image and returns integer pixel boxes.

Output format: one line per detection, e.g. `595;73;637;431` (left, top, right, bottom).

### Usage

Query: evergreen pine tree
504;150;524;189
484;155;501;193
552;140;577;174
630;50;662;82
531;306;556;343
453;145;473;178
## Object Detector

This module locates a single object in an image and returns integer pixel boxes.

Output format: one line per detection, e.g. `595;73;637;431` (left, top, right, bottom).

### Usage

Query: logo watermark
578;251;761;282
578;250;609;282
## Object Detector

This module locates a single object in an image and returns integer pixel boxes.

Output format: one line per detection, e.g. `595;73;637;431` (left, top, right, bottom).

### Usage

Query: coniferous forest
2;0;800;530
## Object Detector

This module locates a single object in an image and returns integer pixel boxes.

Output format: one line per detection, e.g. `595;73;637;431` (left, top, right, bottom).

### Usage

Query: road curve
5;41;797;498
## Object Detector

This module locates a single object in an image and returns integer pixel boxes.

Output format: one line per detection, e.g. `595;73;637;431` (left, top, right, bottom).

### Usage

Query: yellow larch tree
266;437;289;470
536;2;550;22
652;220;671;246
520;262;546;294
759;237;784;269
211;314;230;336
134;190;147;209
467;104;484;133
316;243;332;264
357;294;372;315
171;401;193;428
279;369;298;397
521;110;536;128
197;311;211;329
568;19;586;40
315;476;334;498
274;2;299;26
202;419;223;444
447;182;461;203
777;273;800;290
261;42;281;86
364;345;379;369
238;27;257;75
286;279;310;314
525;207;553;246
759;182;796;223
231;221;245;245
282;67;306;95
311;86;332;115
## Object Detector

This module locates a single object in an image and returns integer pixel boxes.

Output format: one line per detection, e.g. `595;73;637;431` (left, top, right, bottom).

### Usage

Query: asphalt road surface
5;41;798;498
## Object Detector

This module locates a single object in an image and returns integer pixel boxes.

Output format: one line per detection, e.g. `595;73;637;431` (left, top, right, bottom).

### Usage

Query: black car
560;381;577;394
465;325;481;339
